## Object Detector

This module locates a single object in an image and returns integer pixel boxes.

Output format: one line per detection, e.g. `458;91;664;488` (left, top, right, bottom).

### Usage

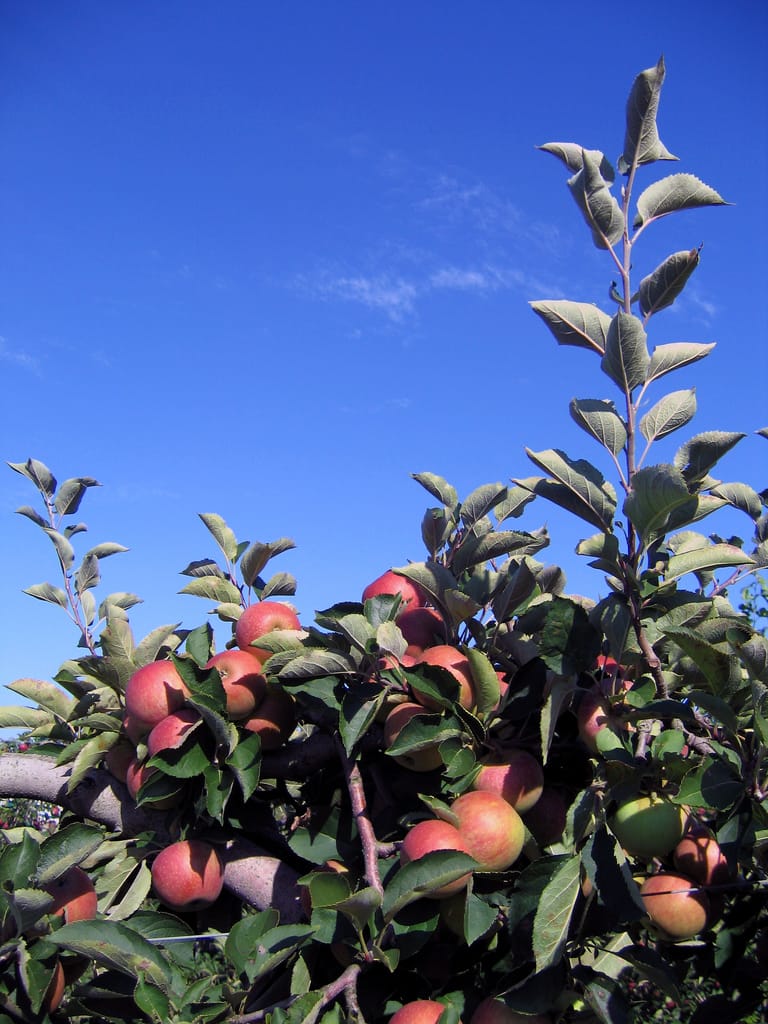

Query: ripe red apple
673;832;731;887
45;865;98;923
42;959;66;1014
400;819;473;898
576;687;621;753
147;708;201;758
472;750;544;814
640;871;709;939
125;660;189;728
521;787;568;847
125;757;177;809
610;795;686;861
396;606;448;650
362;570;426;609
103;741;135;784
410;645;476;711
389;1000;461;1024
384;701;443;772
451;790;525;872
151;839;224;912
241;683;296;750
235;601;302;661
471;997;551;1024
205;649;267;719
123;710;152;744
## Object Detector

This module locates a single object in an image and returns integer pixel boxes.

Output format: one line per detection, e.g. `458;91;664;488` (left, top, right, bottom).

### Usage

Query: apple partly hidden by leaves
45;865;98;924
124;659;190;728
384;701;443;772
41;960;66;1015
470;997;551;1024
389;1000;462;1024
472;749;544;814
151;838;224;912
235;600;302;661
362;569;427;609
410;645;476;711
610;794;686;860
125;757;178;810
640;871;710;940
400;818;473;898
451;790;525;872
521;787;568;847
673;831;731;887
241;682;296;750
147;708;201;757
205;649;267;719
396;606;448;650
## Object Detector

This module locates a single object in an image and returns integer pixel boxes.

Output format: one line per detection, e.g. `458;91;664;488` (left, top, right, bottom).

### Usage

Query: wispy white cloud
418;175;522;235
0;335;40;374
667;284;719;324
297;272;418;321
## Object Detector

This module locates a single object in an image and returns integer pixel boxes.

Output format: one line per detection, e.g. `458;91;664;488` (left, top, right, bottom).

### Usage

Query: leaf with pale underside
634;173;728;228
569;398;627;456
461;482;508;530
523;451;617;532
666;544;756;583
178;576;242;604
532;854;581;972
674;431;746;484
640;389;697;444
645;342;716;384
198;512;239;562
54;477;101;515
601;312;650;392
568;150;624;248
411;471;458;509
709;482;763;520
8;458;56;497
23;582;68;608
639;249;700;318
623;464;692;545
538;142;615;182
619;56;677;173
530;300;611;353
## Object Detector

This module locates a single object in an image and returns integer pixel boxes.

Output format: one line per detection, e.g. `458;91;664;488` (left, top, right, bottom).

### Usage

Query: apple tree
0;58;767;1024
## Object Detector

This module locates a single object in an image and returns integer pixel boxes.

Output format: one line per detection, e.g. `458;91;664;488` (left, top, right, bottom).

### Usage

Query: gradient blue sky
2;2;767;699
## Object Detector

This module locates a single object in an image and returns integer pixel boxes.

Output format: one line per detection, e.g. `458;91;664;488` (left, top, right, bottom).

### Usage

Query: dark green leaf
532;854;581;971
673;757;744;812
226;731;262;801
461;482;508;530
36;823;104;886
539;597;602;676
382;851;477;920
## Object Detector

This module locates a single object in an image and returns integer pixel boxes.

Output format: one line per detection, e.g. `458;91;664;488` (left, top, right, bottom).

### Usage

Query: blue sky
1;2;767;698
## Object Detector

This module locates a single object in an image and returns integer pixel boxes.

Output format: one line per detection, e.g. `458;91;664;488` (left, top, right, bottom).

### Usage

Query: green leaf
638;248;700;318
100;618;135;660
640;388;697;444
451;530;545;574
523;450;616;531
36;822;104;886
240;538;296;588
601;312;650;392
382;851;477;920
634;173;728;228
68;733;117;792
226;732;262;801
0;706;52;729
673;757;744;812
335;885;383;930
569;398;627;456
279;650;358;681
411;471;458;508
134;976;171;1022
54;476;100;515
340;684;384;755
262;571;298;598
529;300;611;354
666;543;755;582
226;917;315;983
75;552;100;595
538;597;601;676
178;576;243;603
198;512;239;561
576;532;621;575
623;464;691;544
709;482;764;520
15;504;48;527
645;341;716;385
44;918;172;991
463;647;501;716
532;854;581;971
568;150;624;248
8;457;56;497
674;430;746;484
203;764;233;821
538;142;615;181
134;623;183;666
42;527;76;568
85;542;129;559
461;482;508;530
22;582;68;608
619;56;677;173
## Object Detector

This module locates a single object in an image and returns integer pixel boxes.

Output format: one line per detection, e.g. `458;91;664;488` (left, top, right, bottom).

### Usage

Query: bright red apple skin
410;645;476;711
384;701;443;772
400;819;473;898
640;871;710;939
471;997;551;1024
151;839;224;912
45;865;98;923
147;708;201;758
362;570;426;609
125;660;189;728
473;750;545;813
396;606;447;650
389;1000;461;1024
451;790;525;872
241;684;296;750
42;960;66;1014
235;601;301;660
205;649;267;719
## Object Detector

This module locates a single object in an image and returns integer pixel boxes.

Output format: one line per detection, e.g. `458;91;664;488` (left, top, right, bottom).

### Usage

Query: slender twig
335;738;384;898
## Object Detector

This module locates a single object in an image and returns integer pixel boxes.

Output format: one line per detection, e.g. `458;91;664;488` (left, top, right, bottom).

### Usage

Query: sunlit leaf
645;341;716;384
529;300;611;354
619;56;677;173
569;398;627;455
639;389;697;443
601;312;649;392
411;471;458;508
674;430;746;483
666;544;755;582
638;248;700;318
538;142;615;181
198;512;239;562
532;854;581;971
523;450;617;531
22;582;68;608
568;150;624;248
634;173;728;227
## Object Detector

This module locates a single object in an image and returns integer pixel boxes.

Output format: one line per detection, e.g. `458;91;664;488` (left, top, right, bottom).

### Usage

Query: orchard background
2;6;768;1024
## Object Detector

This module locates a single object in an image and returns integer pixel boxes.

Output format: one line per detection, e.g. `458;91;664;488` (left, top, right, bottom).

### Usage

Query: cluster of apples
105;600;303;912
389;996;551;1023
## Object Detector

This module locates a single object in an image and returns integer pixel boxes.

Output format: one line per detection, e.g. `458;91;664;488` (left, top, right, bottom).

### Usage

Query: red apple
45;865;98;923
205;649;267;719
123;710;152;744
147;708;201;758
640;871;710;939
389;1000;461;1024
472;750;544;813
235;601;302;661
396;606;448;650
125;660;189;728
410;645;476;711
241;683;296;750
151;839;224;911
362;570;426;609
400;819;473;898
451;790;525;872
471;998;551;1024
384;701;443;772
521;788;568;847
42;960;66;1014
673;832;731;887
125;757;178;809
104;741;135;784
